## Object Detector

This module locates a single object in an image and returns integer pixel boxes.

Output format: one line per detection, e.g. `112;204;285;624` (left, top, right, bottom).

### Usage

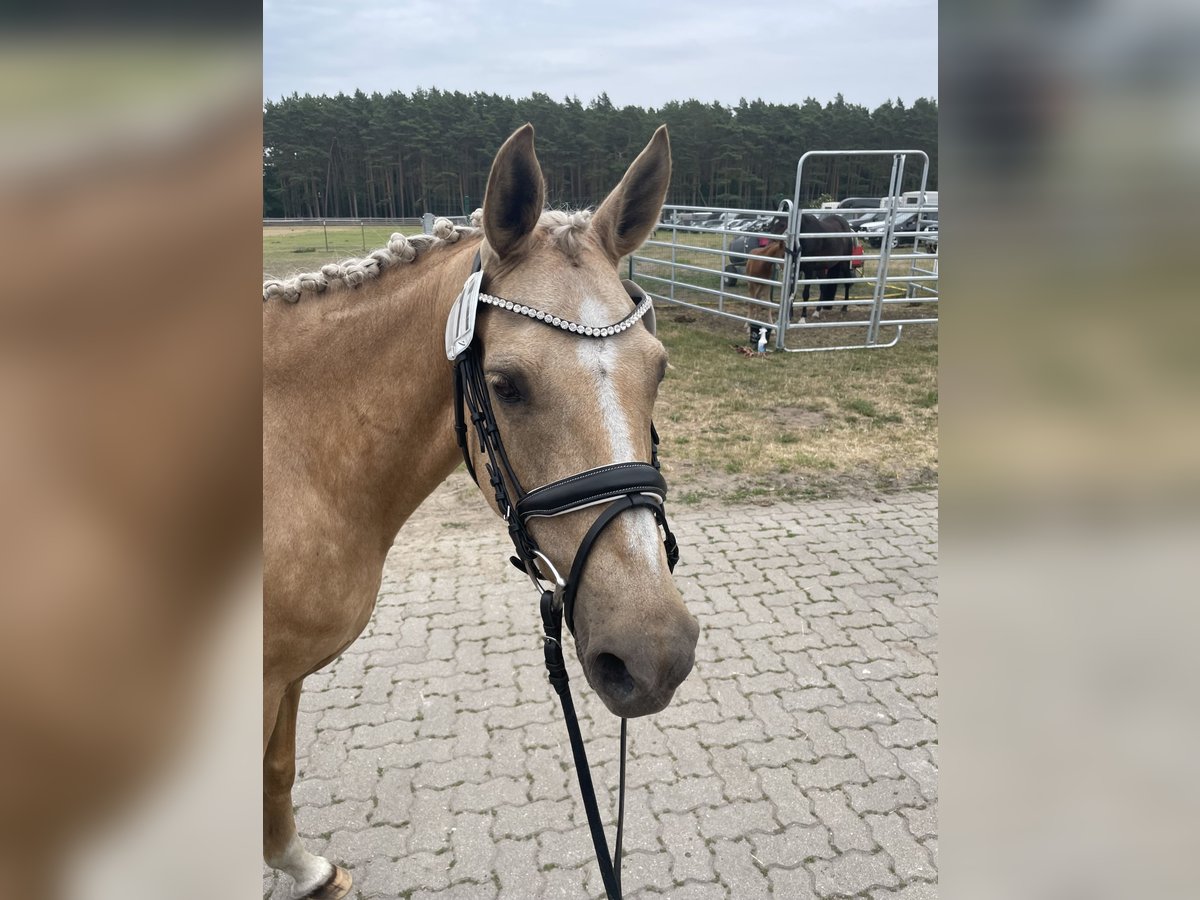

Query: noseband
445;251;680;899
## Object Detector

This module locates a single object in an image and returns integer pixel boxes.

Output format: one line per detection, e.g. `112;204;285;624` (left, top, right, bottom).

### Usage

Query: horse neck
264;236;482;550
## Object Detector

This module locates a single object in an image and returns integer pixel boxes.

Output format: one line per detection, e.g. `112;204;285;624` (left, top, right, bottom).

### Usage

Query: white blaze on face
577;296;663;573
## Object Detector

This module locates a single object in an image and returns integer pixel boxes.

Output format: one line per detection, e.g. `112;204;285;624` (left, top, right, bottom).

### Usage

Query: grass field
263;224;937;503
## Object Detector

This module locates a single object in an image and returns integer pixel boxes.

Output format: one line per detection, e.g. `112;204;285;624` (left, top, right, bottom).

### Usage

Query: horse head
464;124;699;718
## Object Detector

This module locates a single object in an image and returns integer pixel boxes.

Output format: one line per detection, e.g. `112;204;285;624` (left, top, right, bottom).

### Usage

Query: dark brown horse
794;213;859;323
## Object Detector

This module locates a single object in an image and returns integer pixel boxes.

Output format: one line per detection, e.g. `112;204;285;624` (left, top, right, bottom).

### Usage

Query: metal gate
628;149;938;352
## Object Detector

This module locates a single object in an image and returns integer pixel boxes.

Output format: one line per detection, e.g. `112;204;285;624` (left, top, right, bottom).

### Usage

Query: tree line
263;89;938;219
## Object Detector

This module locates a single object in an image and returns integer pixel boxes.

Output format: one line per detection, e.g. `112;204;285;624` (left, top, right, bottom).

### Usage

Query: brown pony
745;237;786;304
263;125;698;899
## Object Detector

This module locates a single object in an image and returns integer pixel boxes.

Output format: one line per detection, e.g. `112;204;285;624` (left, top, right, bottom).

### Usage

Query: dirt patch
772;406;828;429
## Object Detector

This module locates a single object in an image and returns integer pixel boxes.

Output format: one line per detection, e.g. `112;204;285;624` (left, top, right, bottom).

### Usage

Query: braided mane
263;208;594;304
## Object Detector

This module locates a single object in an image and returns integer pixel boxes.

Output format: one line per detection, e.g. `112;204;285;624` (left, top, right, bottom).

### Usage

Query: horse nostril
593;652;636;700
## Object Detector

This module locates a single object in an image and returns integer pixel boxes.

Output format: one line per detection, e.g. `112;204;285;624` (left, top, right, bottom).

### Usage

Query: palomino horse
263;124;699;899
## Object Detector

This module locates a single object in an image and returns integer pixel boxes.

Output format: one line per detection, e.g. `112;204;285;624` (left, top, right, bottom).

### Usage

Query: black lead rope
541;589;626;900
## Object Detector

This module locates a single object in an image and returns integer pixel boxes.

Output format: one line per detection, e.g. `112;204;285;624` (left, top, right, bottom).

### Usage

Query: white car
859;211;938;249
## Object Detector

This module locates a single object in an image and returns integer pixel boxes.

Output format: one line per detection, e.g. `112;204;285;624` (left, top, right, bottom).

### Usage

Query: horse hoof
306;866;352;900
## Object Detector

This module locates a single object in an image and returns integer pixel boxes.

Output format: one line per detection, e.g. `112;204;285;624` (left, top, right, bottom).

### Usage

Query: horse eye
491;374;523;404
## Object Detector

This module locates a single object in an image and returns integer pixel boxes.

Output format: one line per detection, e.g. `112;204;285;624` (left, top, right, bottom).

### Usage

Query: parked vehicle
837;197;884;210
847;210;887;230
900;190;938;208
859;211;939;248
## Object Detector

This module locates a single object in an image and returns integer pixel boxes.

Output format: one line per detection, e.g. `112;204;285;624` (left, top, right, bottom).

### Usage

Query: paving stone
660;811;715;883
779;687;843;712
291;776;335;808
448;811;494;884
791;756;869;791
295;799;372;838
697;800;777;840
710;746;762;801
324;824;407;866
372;767;414;825
537;865;587;898
901;805;937;840
493;798;573;839
866;812;936;881
749;823;834;865
617;851;673;894
874;716;937;748
843;728;904;779
867;681;926;722
758;767;818;826
743;736;817;767
648;882;727;900
845;777;924;815
825;702;892;729
810;849;900;896
408;788;456;853
893;746;939;802
450;777;528;814
493;838;540;899
713;838;770;897
869;884;939;900
412;882;496;900
791;710;848;756
768;865;820;899
810;789;876;853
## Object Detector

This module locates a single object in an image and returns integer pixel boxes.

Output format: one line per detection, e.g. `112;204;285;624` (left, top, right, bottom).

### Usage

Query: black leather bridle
445;251;680;899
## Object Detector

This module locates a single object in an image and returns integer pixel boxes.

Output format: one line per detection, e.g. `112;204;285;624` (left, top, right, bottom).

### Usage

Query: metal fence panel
628;150;938;353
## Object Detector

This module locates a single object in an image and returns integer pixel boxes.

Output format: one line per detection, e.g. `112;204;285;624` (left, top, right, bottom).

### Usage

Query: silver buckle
527;549;566;608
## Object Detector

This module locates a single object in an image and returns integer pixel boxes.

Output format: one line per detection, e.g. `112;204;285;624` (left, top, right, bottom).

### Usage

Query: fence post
323;220;329;253
775;199;797;350
361;221;366;251
867;155;905;346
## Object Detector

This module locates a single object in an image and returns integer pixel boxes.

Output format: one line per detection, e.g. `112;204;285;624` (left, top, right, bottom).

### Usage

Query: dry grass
262;224;938;504
652;306;937;504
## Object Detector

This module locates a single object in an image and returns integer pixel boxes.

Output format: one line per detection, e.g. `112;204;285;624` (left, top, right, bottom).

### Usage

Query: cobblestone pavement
264;474;938;899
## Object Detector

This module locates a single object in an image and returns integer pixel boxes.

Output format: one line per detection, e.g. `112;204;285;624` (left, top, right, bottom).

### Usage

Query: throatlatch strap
541;591;627;900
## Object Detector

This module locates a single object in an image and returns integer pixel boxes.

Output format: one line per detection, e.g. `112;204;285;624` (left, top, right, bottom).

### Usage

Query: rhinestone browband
479;292;653;338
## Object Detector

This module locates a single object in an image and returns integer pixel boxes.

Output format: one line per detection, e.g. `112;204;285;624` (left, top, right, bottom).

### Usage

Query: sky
264;0;937;110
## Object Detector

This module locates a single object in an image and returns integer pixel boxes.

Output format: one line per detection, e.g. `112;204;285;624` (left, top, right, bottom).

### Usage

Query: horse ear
482;123;546;261
592;125;672;266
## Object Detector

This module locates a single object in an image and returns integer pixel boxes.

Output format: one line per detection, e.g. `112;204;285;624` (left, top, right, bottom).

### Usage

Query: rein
446;252;679;899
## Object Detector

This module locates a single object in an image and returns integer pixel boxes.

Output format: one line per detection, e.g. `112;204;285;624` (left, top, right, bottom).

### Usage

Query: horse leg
800;278;811;323
264;680;352;900
814;276;830;321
